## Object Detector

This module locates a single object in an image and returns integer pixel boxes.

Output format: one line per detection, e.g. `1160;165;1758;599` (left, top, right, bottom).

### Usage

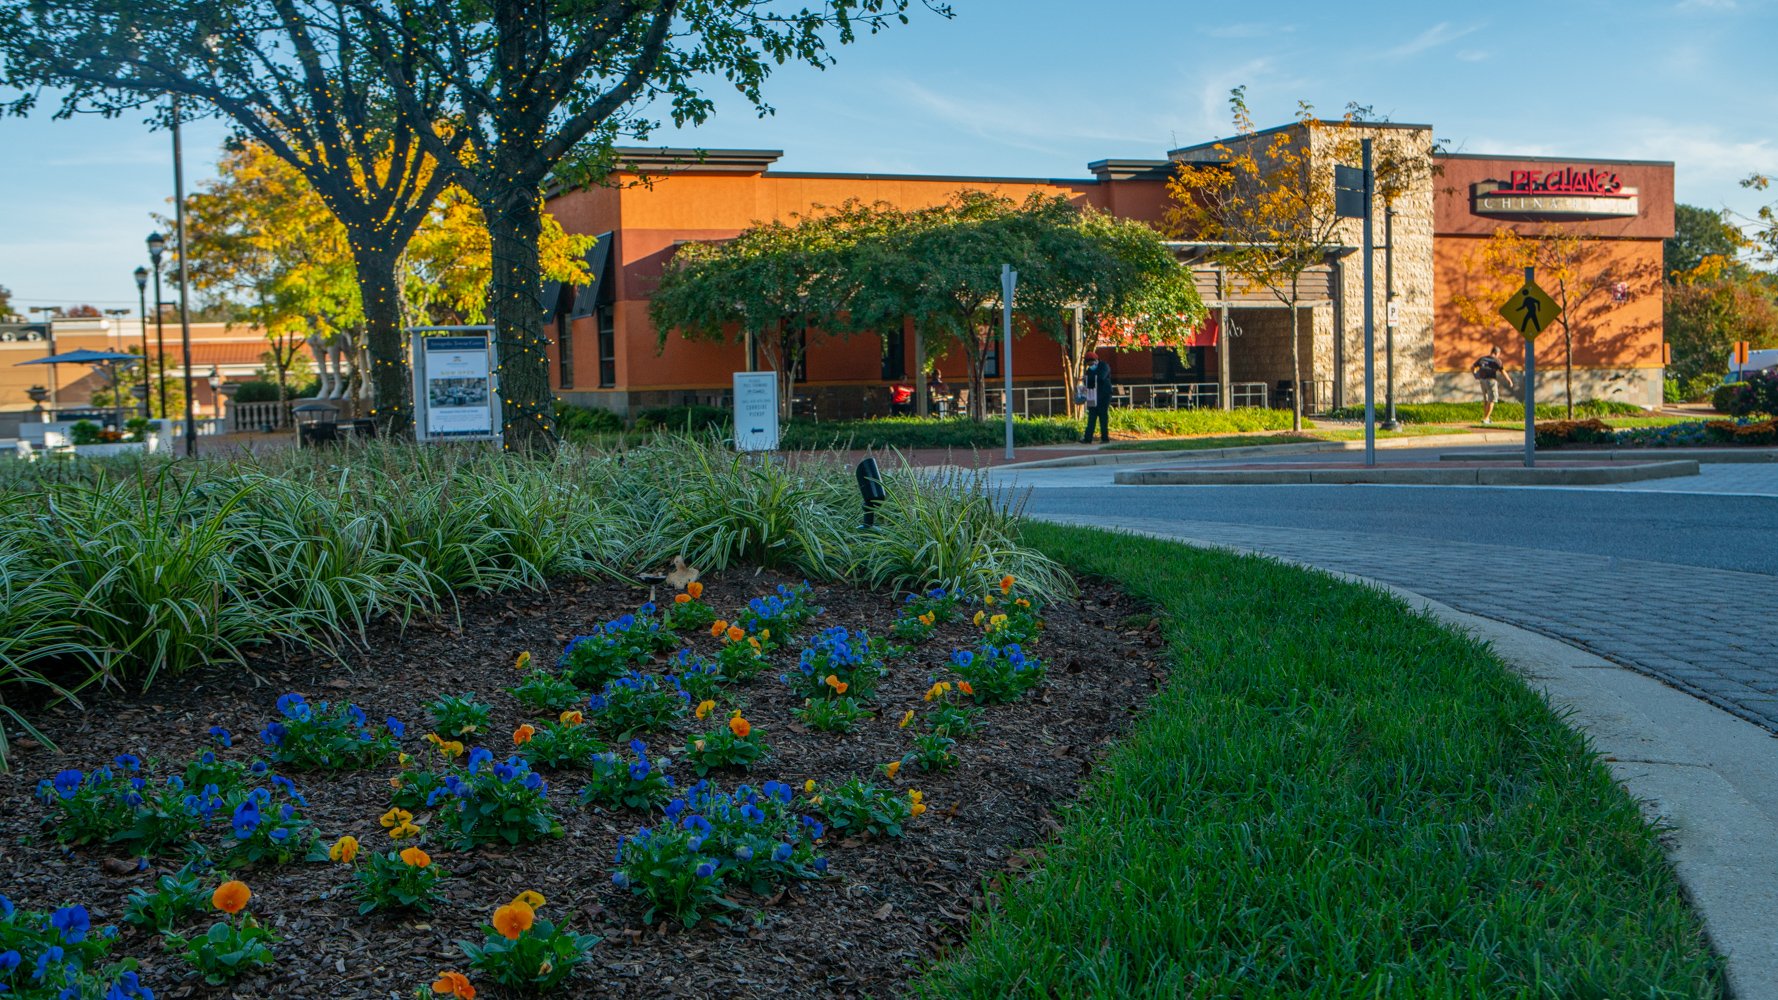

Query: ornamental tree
0;0;465;432
342;0;947;451
650;203;879;420
1450;225;1662;417
1165;88;1361;431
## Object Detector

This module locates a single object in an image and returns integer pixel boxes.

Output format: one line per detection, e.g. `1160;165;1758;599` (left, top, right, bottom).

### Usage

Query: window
597;305;616;388
1153;346;1206;383
556;308;575;390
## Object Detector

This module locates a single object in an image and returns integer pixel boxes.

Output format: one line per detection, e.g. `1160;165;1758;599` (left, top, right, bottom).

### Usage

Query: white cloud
1387;22;1482;59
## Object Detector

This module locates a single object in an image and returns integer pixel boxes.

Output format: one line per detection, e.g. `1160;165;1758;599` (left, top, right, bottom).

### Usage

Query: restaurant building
541;119;1674;419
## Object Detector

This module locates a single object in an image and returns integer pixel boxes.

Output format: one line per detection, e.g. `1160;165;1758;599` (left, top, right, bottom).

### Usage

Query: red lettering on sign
1502;168;1625;195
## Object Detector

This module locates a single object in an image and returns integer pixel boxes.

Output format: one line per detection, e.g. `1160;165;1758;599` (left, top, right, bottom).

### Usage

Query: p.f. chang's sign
1473;167;1639;219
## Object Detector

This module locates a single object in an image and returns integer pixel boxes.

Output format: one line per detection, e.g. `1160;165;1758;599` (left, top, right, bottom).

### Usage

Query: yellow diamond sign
1498;280;1560;340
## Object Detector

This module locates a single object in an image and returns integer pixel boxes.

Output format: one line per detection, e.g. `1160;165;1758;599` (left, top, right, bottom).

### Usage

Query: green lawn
915;523;1722;999
1103;425;1465;452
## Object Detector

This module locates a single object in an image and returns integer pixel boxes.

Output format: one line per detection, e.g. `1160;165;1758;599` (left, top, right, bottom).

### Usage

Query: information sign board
409;326;501;444
733;372;779;451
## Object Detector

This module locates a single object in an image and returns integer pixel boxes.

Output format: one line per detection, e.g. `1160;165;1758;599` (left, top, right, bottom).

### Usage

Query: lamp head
134;266;149;290
146;232;165;262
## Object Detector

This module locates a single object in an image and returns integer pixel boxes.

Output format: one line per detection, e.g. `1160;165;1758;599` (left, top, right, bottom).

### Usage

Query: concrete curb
1113;460;1700;486
1444;448;1778;464
1034;514;1778;1000
1002;430;1526;470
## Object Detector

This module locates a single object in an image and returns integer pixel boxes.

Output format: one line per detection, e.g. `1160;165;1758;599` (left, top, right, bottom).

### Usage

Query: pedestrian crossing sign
1498;280;1560;340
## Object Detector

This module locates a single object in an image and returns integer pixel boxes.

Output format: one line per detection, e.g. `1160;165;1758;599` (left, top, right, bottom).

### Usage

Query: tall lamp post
29;306;58;415
146;233;168;418
133;266;151;418
171;92;197;458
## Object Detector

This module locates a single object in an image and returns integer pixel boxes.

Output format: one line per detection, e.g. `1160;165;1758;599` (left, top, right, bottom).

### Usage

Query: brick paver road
1000;462;1778;732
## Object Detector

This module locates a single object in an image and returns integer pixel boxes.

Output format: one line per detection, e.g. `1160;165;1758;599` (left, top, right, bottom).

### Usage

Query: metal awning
571;232;615;318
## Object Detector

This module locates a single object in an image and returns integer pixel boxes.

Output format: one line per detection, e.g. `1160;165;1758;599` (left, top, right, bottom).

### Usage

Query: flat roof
1170;120;1435;158
1435;152;1676;168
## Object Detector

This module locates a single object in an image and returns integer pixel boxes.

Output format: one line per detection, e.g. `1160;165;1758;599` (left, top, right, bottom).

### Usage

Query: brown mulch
0;569;1165;999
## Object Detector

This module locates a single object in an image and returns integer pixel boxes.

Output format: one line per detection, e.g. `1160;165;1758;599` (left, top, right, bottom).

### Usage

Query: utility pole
1001;264;1017;461
133;267;151;419
148;233;168;418
1382;201;1400;430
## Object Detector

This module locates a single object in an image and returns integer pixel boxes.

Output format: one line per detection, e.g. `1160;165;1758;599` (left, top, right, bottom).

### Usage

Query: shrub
1706;419;1778;445
122;863;210;932
1326;399;1643;423
665;581;717;632
514;720;606;769
808;777;916;839
166;881;278;985
670;650;729;701
794;696;873;733
230;380;283;404
587;671;691;737
558;610;673;690
1716;369;1778;417
580;741;675;811
34;755;200;854
682;713;768;775
69;420;103;445
633;404;730;433
459;894;599;991
710;623;772;680
258;693;400;770
221;783;316;866
1535;418;1615;448
425;749;562;848
949;645;1045;704
554;401;625;435
351;846;447;914
908;732;960;772
425;694;492;739
0;897;147;997
784;627;885;701
508;671;585;713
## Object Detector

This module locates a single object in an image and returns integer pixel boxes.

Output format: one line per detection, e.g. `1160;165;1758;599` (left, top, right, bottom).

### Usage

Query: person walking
1080;351;1113;444
1471;345;1516;424
887;378;914;417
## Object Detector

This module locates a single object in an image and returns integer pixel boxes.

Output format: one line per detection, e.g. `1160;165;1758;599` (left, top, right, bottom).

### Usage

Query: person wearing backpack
1471;345;1516;424
1079;351;1114;444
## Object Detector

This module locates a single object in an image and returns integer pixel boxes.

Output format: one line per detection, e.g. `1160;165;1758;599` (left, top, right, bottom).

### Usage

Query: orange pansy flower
710;619;728;637
686;581;703;599
1000;575;1015;593
211;880;250;915
492;901;535;940
558;710;583;727
728;715;752;739
400;846;432;868
674;593;692;604
513;724;536;745
726;625;746;643
432;970;477;998
823;674;848;694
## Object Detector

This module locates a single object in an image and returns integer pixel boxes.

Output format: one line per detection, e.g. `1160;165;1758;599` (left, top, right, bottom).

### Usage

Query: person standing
888;378;914;417
1471;345;1516;424
1080;351;1113;444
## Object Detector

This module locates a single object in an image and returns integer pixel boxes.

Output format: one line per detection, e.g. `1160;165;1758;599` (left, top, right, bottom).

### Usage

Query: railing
229;400;293;433
983;382;1271;417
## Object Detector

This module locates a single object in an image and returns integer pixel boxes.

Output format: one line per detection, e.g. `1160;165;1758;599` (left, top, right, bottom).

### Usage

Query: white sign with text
733;372;780;452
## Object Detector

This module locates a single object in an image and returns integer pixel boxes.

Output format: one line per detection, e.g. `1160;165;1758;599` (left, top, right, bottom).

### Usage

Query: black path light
856;457;887;529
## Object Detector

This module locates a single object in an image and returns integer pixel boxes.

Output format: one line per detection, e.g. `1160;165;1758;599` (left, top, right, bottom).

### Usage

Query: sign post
409;325;502;445
1497;270;1560;468
1733;340;1750;381
1334;144;1375;466
732;371;780;452
1001;264;1017;462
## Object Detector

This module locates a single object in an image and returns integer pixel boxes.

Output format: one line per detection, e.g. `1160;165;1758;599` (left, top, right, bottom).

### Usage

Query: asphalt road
1015;483;1777;576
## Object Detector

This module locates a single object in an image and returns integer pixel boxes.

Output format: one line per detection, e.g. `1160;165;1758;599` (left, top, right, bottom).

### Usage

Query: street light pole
171;92;197;458
1382;201;1400;431
133;267;151;419
147;233;167;418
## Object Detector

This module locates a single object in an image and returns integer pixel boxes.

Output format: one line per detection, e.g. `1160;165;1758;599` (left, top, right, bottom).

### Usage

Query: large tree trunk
351;245;412;435
1288;300;1303;432
966;328;988;422
485;187;554;453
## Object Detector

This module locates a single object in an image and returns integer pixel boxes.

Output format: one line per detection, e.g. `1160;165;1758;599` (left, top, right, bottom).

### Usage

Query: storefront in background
540;125;1674;418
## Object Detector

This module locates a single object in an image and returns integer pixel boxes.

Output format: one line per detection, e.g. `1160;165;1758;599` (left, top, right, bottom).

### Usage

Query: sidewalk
1053;517;1778;999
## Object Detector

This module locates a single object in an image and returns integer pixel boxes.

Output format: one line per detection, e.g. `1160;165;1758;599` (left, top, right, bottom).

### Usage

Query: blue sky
2;0;1774;312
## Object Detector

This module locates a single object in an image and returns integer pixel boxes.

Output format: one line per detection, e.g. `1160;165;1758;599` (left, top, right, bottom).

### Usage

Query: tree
403;186;595;326
1;0;466;431
1165;89;1360;432
91;348;185;419
1450;226;1662;417
650;204;873;419
343;0;945;450
1666;204;1749;282
1664;256;1778;394
0;285;13;321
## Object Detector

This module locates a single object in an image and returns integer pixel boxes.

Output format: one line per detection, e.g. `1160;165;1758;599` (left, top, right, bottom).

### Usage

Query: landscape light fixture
855;457;886;529
146;232;168;418
133;267;151;417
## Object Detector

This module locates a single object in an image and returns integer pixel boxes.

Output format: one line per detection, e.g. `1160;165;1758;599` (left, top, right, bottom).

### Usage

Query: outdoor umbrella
15;348;146;426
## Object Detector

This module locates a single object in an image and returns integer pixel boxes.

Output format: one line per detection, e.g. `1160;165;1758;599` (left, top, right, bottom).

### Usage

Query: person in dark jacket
1080;352;1113;444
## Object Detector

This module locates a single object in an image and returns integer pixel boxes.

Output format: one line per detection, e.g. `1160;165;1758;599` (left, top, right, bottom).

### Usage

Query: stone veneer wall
1311;125;1439;407
1433;368;1661;409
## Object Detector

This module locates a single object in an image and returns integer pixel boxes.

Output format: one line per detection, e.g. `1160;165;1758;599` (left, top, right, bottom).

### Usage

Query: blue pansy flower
0;894;13;920
385;717;405;739
522;771;543;791
207;726;232;747
165;775;184;791
52;770;83;799
269;827;290;843
231;799;261;839
34;945;64;980
259;722;287;747
812;857;828;873
735;845;753;862
275;693;310;721
0;948;18;973
611;871;629;888
347;704;367;728
771;842;793;863
50;905;89;943
466;747;493;774
694;861;715;878
113;754;141;772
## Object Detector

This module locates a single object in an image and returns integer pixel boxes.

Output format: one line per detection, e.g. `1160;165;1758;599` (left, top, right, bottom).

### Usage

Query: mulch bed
0;569;1165;999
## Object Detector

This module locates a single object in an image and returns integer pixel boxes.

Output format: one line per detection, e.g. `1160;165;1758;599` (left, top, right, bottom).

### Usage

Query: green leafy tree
1666;205;1750;282
0;0;466;432
0;284;14;321
344;0;947;450
650;203;880;419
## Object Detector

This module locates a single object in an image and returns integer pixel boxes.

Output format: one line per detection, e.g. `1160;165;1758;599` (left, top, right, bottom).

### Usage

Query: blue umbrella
14;349;143;366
